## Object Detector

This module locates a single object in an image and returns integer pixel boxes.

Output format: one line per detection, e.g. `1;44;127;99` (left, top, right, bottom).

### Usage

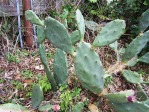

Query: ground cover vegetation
0;0;149;112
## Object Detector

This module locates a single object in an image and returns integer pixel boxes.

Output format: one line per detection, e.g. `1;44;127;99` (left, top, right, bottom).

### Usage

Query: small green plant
104;76;113;87
6;52;20;63
10;80;24;90
59;85;81;111
38;75;51;93
21;70;33;79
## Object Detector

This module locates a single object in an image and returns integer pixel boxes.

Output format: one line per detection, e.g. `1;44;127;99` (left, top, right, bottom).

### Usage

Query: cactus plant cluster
25;8;149;111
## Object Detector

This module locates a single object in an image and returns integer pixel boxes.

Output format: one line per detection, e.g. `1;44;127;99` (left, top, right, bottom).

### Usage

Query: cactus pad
39;44;57;90
92;19;126;47
122;31;149;62
45;17;74;54
53;49;68;85
76;9;85;40
70;30;80;45
32;84;44;109
139;9;149;32
25;10;44;26
85;20;100;31
110;101;149;112
37;26;45;44
139;52;149;64
104;90;135;103
74;42;104;94
122;70;143;84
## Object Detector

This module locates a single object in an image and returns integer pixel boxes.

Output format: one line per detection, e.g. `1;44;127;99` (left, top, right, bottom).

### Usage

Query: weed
104;76;113;87
21;70;33;79
6;52;20;63
60;85;81;111
38;75;52;93
10;80;23;90
46;52;54;59
0;79;4;83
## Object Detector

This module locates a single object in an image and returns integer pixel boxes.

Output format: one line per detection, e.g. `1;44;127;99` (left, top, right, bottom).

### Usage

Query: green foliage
6;52;20;63
38;75;51;93
60;85;81;111
104;76;113;87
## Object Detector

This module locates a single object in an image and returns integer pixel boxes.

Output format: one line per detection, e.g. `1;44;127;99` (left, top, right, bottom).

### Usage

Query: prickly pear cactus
139;9;149;32
32;84;44;109
39;44;57;90
44;17;74;54
53;49;68;85
139;52;149;64
104;90;135;103
73;102;84;112
92;19;126;47
122;70;143;84
37;26;45;44
70;30;80;45
25;10;44;26
74;42;104;94
85;20;100;31
76;9;85;41
137;85;148;101
122;31;149;62
38;103;52;112
110;101;149;112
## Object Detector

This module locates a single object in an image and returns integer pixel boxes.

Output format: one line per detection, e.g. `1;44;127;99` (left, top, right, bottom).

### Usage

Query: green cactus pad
37;26;46;44
126;56;138;67
76;9;85;40
73;102;84;112
70;30;80;45
104;90;135;103
32;84;44;109
38;103;52;112
25;10;44;26
0;103;29;112
139;52;149;64
39;44;57;91
45;17;74;54
137;85;148;101
110;101;149;112
74;42;104;94
139;9;149;32
85;20;100;31
53;49;68;85
92;19;126;47
122;70;143;84
122;31;149;62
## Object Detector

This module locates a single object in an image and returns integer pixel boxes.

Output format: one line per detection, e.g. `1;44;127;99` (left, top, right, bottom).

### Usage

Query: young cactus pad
25;10;44;26
74;42;104;94
122;31;149;62
139;52;149;64
110;101;149;112
39;44;57;90
70;30;80;45
92;19;126;47
104;90;135;103
53;49;68;85
122;70;143;84
37;26;46;44
76;9;85;40
32;84;44;109
139;9;149;32
45;17;74;54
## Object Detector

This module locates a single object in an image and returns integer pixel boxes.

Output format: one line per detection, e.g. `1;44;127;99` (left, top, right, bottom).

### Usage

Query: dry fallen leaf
88;103;99;112
35;65;44;70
